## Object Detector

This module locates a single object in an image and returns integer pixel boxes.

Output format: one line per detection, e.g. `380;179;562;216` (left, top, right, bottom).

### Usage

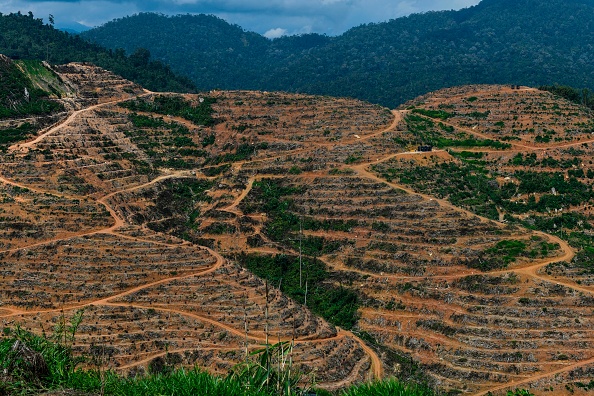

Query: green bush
238;253;360;329
121;95;215;126
411;108;453;120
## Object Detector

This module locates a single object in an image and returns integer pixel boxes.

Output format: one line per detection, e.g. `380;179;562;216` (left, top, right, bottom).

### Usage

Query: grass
342;379;436;396
0;322;445;396
411;108;453;120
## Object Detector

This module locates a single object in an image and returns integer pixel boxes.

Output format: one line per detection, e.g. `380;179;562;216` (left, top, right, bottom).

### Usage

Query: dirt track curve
0;92;387;387
1;92;591;394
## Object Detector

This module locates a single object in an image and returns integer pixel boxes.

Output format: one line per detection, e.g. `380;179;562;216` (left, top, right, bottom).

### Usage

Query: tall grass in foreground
70;369;277;396
0;319;533;396
342;379;435;396
0;323;431;396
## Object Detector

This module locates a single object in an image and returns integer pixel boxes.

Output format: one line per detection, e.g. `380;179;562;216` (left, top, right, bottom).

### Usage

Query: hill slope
0;12;195;93
2;58;594;394
81;0;594;107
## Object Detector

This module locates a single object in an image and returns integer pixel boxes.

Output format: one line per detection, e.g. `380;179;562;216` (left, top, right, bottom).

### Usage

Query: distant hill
84;13;271;91
56;21;91;34
81;0;594;108
0;12;195;93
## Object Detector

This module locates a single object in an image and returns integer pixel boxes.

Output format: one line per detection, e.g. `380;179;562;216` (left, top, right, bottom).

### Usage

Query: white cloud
264;27;288;39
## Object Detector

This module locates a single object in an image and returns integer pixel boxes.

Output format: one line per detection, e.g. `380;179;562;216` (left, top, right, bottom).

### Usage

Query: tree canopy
82;0;594;107
0;12;196;93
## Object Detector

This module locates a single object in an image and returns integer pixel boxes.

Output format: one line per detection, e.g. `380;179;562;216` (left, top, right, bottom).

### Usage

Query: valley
1;61;594;395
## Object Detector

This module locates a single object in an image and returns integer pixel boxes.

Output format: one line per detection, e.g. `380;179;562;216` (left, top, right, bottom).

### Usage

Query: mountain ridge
81;0;594;107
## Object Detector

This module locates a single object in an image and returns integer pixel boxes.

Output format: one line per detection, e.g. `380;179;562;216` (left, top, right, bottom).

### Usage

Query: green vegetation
377;161;500;219
461;237;558;271
0;123;37;150
468;110;490;119
571;246;594;274
241;179;348;255
0;12;195;93
82;1;594;108
437;138;510;150
403;114;510;150
451;151;484;160
504;390;534;396
510;153;590;171
148;178;213;235
539;85;594;110
411;108;453;120
227;341;307;396
203;222;237;234
575;379;594;391
0;321;278;395
120;95;216;126
238;253;360;329
342;379;436;396
376;160;594;224
123;113;208;170
209;142;269;165
483;240;527;266
238;178;360;329
0;57;62;119
202;164;231;177
0;321;441;395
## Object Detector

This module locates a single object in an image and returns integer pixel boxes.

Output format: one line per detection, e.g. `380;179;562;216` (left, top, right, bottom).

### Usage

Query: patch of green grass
0;58;63;119
435;138;510;150
484;240;527;264
342;378;436;396
120;95;216;126
208;142;269;165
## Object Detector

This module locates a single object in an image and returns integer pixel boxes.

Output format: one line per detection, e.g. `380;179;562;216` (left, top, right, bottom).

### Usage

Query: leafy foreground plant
0;309;84;394
228;341;307;396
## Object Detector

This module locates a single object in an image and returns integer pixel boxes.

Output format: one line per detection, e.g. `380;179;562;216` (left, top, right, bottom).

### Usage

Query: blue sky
0;0;481;37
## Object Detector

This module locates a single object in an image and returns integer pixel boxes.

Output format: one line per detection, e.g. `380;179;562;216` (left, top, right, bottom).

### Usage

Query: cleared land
1;66;593;395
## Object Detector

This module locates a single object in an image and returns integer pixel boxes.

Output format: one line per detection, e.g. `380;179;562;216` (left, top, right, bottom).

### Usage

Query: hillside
81;0;594;107
0;55;65;118
1;61;594;395
0;12;195;93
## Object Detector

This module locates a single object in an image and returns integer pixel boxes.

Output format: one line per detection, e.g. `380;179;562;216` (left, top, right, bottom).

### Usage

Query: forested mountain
82;0;594;107
0;12;196;93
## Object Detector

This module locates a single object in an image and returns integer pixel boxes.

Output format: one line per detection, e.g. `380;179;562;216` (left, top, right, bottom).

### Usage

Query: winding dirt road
0;91;387;387
2;87;592;394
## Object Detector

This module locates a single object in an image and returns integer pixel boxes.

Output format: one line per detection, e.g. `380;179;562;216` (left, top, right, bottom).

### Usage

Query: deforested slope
1;63;594;395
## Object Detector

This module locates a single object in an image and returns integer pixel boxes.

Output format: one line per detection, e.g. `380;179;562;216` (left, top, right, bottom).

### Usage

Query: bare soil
1;69;593;395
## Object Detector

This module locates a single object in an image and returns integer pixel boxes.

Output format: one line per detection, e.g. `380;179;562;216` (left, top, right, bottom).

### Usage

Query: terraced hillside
0;61;593;395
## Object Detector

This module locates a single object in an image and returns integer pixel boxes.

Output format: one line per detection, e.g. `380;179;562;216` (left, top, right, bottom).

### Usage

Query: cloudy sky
0;0;481;37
